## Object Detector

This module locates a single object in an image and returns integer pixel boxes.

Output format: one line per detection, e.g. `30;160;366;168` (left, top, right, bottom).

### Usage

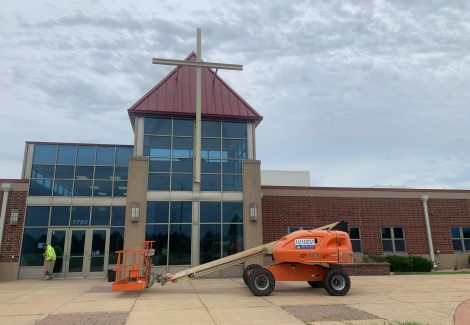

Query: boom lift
112;220;353;296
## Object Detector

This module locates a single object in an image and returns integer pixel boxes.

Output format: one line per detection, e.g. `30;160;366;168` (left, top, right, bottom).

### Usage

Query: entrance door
47;228;109;278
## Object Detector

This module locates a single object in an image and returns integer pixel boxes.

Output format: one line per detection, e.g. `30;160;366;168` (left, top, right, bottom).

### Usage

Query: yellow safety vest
46;245;56;261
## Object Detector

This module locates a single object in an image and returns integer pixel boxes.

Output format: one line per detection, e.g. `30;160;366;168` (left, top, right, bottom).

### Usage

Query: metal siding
129;52;262;122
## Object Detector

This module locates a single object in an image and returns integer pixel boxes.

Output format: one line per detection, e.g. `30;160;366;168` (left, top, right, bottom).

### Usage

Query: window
145;118;194;192
20;228;47;266
287;226;313;233
201;120;246;192
381;227;406;253
200;201;244;263
145;201;192;266
349;227;362;253
451;227;470;251
29;144;132;197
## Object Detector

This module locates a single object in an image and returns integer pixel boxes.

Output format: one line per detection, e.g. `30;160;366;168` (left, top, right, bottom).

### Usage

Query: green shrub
409;256;433;272
365;254;433;272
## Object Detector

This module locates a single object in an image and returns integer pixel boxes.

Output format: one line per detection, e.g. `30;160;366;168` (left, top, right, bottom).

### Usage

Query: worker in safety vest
43;243;56;280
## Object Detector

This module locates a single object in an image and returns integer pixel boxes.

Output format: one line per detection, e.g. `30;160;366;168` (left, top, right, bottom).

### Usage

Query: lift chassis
112;221;354;296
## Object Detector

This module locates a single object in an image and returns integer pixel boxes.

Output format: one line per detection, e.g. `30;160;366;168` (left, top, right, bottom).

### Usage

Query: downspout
420;194;437;268
0;183;12;251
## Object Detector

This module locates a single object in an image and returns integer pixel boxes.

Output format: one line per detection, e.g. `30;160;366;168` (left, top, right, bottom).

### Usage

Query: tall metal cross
152;28;243;185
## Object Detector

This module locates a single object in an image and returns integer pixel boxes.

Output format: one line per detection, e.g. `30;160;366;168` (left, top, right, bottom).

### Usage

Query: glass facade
144;118;247;192
20;205;125;266
451;227;470;251
200;201;244;263
144;118;194;191
29;144;133;197
145;201;192;266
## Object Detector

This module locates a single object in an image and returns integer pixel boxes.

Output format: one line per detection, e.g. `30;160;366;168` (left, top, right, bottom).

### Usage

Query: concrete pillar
242;160;263;266
124;157;149;250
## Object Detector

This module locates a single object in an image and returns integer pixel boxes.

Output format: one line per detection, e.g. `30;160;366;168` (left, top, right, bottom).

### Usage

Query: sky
1;0;470;189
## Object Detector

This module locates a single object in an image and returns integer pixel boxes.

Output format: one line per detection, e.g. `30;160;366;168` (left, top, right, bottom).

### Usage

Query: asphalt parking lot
0;274;469;324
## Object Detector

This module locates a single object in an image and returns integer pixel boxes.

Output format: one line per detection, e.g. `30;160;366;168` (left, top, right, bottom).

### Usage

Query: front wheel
247;268;275;296
243;264;262;286
323;268;350;296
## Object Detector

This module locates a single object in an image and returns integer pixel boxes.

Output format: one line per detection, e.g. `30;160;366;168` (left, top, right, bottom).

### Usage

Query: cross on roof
152;28;243;185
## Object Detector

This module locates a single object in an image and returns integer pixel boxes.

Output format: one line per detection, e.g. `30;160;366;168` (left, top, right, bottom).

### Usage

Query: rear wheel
323;268;350;296
247;268;275;296
243;264;262;286
307;281;324;288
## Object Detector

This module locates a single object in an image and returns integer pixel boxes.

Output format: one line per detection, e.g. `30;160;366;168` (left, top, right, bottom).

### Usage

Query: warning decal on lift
295;238;316;249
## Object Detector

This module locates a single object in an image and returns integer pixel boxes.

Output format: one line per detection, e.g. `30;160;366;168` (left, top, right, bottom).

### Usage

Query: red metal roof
128;52;263;123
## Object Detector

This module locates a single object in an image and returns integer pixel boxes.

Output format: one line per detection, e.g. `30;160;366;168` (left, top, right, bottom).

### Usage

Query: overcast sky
1;0;470;189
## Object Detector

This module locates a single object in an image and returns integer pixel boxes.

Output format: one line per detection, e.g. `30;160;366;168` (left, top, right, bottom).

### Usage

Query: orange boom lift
112;220;353;296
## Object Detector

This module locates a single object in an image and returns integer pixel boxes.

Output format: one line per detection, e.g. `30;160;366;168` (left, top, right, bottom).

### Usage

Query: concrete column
421;194;437;268
0;183;12;251
124;157;149;250
242;160;263;266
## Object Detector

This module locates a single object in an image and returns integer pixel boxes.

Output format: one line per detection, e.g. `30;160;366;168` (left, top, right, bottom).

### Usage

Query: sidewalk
0;274;469;324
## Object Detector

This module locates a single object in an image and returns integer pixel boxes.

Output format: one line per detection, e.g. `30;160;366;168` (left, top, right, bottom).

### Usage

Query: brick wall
262;195;470;255
0;190;27;263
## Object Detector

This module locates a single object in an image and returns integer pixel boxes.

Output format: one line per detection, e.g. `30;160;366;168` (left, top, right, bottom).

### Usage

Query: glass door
65;229;87;277
47;228;67;278
87;228;110;277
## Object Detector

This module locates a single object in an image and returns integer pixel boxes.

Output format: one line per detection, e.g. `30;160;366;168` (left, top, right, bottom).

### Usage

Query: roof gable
128;53;262;123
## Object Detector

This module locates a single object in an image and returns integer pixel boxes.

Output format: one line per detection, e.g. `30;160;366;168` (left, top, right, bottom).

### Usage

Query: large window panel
76;146;96;165
114;167;128;181
93;181;113;196
20;228;48;266
149;158;171;173
115;147;133;166
50;206;70;226
25;206;50;227
202;120;221;137
57;145;77;165
73;180;93;196
173;119;194;136
145;224;169;265
95;166;114;180
33;144;57;164
202;138;221;159
70;206;90;226
172;158;192;173
172;137;193;158
29;179;53;196
53;180;73;197
144;118;172;135
170;201;192;223
144;135;171;148
223;224;243;257
148;173;170;191
109;227;124;264
111;207;126;226
222;139;247;159
169;224;191;265
31;165;55;179
201;174;221;191
222;202;243;223
147;201;169;223
113;181;127;197
222;175;242;191
200;224;221;263
95;146;115;165
55;165;75;179
171;174;192;191
222;160;242;174
222;122;246;138
202;159;221;173
75;166;94;180
146;148;171;157
91;206;111;225
200;202;221;223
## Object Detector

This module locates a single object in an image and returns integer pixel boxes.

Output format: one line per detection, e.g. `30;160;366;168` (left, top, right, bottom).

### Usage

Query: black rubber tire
243;264;262;286
323;268;351;296
247;267;276;296
307;281;324;288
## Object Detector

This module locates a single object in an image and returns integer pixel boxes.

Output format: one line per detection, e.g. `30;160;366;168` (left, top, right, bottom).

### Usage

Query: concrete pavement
0;274;469;324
